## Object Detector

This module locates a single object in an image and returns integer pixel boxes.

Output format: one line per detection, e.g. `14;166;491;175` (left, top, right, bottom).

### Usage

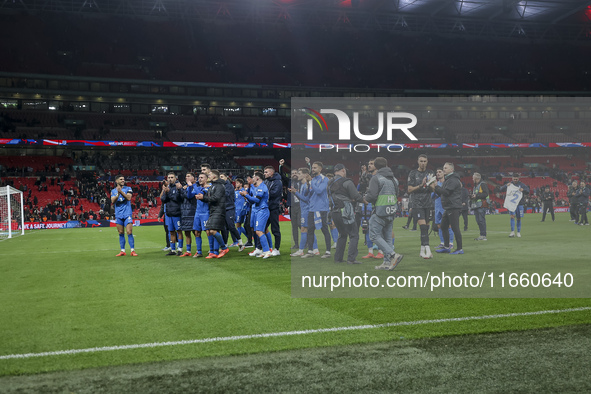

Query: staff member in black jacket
160;172;184;256
329;163;364;264
264;165;283;256
540;186;555;222
430;162;463;255
196;170;230;259
567;180;579;223
279;159;300;250
220;173;244;251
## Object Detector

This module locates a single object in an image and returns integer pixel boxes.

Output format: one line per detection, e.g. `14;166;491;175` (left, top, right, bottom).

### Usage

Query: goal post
0;186;25;240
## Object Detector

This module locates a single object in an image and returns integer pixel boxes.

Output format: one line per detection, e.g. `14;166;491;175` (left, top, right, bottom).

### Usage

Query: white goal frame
0;186;25;239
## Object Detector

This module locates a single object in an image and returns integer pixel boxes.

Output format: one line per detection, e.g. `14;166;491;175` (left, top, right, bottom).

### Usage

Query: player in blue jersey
302;161;332;259
187;173;212;258
234;178;249;242
288;167;318;257
499;174;530;238
241;171;272;259
111;174;137;257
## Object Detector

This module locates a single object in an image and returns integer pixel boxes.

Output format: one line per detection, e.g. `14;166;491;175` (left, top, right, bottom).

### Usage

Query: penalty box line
1;307;589;361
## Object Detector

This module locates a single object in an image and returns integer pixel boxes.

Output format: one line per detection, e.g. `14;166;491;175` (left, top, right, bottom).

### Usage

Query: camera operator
329;164;364;264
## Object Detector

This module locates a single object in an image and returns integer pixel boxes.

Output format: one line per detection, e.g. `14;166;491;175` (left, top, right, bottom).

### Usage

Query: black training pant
441;208;462;250
332;210;360;263
307;211;332;252
265;207;281;250
542;202;555;221
291;206;300;247
222;208;241;245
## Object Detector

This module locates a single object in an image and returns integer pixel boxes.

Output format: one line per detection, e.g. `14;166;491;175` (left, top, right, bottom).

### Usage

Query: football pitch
0;213;590;391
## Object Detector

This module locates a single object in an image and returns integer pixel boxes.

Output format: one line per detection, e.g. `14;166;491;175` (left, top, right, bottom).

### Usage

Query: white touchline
1;307;589;360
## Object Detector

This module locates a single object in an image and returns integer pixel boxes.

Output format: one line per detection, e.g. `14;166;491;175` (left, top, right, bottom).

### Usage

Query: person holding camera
329;164;364;264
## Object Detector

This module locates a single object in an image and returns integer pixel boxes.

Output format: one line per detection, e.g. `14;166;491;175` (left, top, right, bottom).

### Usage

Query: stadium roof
2;0;591;42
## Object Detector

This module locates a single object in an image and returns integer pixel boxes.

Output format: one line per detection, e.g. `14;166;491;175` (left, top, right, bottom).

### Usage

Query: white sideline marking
1;307;589;361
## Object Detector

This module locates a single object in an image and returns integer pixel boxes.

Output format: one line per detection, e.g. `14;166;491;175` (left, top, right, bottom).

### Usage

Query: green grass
0;212;589;378
3;325;591;393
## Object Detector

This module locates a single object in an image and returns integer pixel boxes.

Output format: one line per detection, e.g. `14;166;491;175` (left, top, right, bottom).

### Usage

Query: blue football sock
260;234;270;253
510;217;515;231
127;234;134;249
213;232;226;250
331;228;338;243
196;236;202;253
212;237;219;254
171;242;176;251
300;233;308;250
438;228;444;244
178;238;183;250
265;232;273;249
517;220;522;232
186;243;191;252
449;228;454;243
119;234;125;250
313;234;318;250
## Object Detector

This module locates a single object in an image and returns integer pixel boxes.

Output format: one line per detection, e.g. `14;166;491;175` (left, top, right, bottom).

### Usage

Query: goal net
0;186;25;240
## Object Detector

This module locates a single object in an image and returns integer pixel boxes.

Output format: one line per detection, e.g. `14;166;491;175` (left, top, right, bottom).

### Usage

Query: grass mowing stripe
2;306;588;361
